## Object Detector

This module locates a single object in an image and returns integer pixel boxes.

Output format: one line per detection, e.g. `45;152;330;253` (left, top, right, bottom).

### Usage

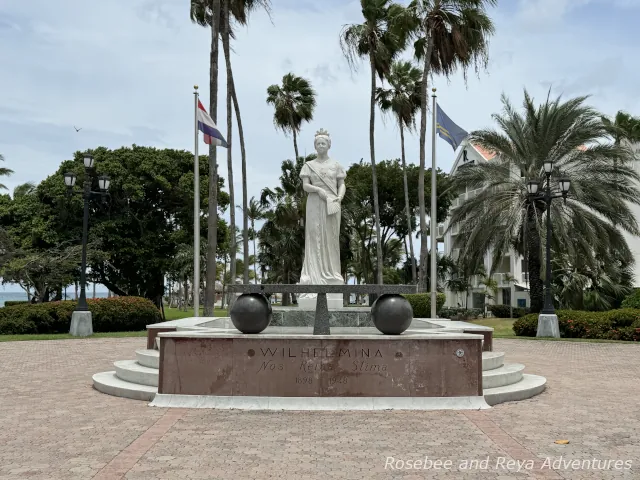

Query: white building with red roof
438;140;531;311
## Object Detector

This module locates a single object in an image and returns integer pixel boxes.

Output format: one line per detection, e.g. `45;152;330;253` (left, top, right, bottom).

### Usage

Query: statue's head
314;128;331;154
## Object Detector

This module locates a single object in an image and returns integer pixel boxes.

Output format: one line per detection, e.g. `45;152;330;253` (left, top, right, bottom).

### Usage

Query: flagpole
193;85;200;318
430;88;437;318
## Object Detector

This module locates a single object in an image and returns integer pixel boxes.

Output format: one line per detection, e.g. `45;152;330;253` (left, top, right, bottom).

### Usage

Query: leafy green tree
407;0;496;291
450;91;640;313
266;73;316;162
345;159;451;283
258;156;308;305
340;0;410;284
376;60;422;283
38;147;229;307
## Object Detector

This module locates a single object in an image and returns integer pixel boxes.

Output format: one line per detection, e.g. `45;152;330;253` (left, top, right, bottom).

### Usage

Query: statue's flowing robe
299;159;346;286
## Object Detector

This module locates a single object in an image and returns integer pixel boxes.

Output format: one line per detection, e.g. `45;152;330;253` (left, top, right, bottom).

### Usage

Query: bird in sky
74;126;82;132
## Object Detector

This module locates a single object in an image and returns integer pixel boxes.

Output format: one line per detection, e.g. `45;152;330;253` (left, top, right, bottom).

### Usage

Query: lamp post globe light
64;153;111;337
527;161;570;338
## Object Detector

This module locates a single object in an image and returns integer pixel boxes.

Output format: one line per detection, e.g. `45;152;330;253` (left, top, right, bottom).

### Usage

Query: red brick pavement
0;338;638;479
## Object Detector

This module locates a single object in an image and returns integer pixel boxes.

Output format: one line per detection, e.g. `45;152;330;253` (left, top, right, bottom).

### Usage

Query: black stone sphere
230;293;272;334
371;294;413;335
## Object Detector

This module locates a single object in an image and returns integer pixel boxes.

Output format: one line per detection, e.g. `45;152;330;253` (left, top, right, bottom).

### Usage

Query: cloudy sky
0;0;639;291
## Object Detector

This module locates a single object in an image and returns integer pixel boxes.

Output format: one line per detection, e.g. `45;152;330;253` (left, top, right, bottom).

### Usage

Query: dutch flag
197;100;228;147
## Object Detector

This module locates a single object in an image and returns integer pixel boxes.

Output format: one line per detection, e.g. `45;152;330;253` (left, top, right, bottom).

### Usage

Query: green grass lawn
471;318;516;337
0;331;148;342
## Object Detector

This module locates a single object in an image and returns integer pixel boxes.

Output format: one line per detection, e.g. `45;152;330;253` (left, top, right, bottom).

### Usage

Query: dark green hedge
513;309;640;341
488;304;529;319
0;297;162;335
439;307;482;320
403;293;446;318
3;301;29;307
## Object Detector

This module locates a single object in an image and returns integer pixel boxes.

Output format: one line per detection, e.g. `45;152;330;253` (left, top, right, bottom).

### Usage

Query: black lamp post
526;160;570;334
64;153;110;335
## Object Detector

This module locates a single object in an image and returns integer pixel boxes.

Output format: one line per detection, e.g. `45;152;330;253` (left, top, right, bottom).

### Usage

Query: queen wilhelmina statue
298;128;346;309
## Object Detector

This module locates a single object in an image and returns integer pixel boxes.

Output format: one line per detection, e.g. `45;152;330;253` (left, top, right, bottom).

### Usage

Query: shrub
621;290;640;309
3;300;29;307
487;304;528;318
0;297;162;335
403;293;446;318
512;309;640;341
439;307;482;321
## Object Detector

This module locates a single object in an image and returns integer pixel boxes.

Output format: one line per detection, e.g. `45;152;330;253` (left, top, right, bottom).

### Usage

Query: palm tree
479;272;498;318
220;0;238;300
601;111;640;146
376;60;422;283
190;0;223;315
221;0;271;285
266;73;316;163
407;0;496;292
258;156;310;305
340;0;408;285
13;182;35;199
0;154;13;191
450;90;640;313
241;196;266;282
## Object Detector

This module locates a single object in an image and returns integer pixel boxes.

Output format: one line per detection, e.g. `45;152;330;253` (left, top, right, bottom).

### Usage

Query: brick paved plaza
0;338;639;479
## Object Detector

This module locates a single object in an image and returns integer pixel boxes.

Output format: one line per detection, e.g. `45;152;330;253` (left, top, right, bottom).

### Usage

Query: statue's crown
315;128;330;138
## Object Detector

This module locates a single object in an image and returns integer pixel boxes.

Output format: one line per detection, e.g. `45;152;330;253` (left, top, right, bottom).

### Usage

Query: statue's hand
317;190;327;200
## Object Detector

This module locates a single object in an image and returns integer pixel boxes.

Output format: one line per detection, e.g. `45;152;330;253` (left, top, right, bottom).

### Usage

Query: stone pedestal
536;314;560;338
298;293;343;310
70;311;93;337
157;331;484;398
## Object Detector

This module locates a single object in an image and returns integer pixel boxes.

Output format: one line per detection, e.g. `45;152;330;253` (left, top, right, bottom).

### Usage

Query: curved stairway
93;350;546;406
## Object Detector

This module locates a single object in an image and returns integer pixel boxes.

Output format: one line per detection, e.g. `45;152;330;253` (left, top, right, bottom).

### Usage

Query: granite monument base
297;293;343;310
271;307;371;327
156;330;484;398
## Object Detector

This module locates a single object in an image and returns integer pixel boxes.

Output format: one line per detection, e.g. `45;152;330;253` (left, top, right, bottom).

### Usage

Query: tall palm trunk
527;205;544;313
369;54;383;285
204;0;222;317
222;5;236;304
230;74;250;286
183;280;189;312
293;129;299;162
252;220;259;283
400;122;416;283
418;36;435;292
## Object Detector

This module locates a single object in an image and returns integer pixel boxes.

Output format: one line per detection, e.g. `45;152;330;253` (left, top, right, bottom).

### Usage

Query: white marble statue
298;128;346;309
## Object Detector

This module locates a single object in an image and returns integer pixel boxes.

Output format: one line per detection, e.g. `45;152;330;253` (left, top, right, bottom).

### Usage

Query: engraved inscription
246;343;401;392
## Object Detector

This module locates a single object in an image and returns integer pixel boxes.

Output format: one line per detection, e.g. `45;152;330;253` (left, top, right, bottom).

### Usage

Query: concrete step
92;371;157;402
135;349;159;369
482;363;525;389
482;351;505;371
114;360;158;387
484;374;547;406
